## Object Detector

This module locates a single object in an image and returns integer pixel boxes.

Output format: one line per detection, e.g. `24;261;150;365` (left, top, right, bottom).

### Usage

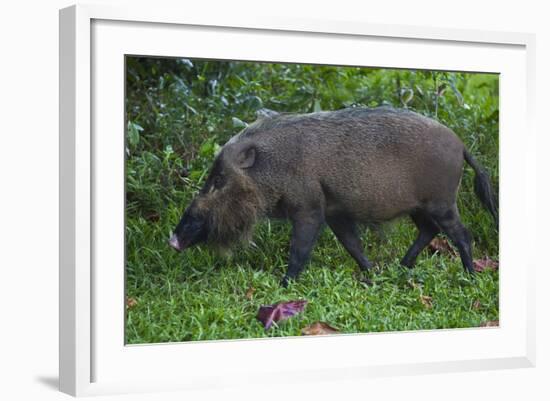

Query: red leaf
473;257;499;272
301;322;340;335
257;300;307;329
126;297;138;309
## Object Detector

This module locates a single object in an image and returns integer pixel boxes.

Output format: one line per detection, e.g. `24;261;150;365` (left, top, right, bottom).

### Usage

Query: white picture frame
59;3;536;397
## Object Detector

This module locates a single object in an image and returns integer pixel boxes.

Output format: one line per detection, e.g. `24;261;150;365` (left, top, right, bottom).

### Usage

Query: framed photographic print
59;3;536;397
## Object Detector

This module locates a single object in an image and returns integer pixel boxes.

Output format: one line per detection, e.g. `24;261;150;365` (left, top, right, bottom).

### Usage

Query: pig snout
168;234;182;252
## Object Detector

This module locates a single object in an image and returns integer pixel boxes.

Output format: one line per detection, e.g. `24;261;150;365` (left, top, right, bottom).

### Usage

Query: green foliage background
125;57;499;344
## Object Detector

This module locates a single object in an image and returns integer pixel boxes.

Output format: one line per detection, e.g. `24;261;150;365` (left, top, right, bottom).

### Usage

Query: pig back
238;108;465;222
309;108;465;221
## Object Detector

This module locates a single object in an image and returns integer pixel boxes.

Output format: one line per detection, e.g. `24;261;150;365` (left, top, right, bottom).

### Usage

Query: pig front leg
281;210;324;287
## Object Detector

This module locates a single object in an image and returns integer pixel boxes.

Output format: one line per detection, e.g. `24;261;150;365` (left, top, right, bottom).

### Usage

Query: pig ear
234;143;256;169
256;108;279;119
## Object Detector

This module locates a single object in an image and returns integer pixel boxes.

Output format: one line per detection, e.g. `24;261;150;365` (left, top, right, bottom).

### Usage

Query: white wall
0;0;548;400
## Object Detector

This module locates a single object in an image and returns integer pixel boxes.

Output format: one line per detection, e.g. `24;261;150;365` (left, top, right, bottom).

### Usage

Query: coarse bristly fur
195;167;266;253
172;106;498;281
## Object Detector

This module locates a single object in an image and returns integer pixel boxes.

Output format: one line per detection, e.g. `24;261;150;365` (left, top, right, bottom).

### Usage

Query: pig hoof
280;276;291;288
360;263;373;272
354;271;373;286
361;277;373;286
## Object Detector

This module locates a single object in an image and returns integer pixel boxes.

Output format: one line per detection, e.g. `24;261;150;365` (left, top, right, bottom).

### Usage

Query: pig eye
213;175;225;189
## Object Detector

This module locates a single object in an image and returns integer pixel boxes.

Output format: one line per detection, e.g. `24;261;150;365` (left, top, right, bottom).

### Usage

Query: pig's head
169;140;265;253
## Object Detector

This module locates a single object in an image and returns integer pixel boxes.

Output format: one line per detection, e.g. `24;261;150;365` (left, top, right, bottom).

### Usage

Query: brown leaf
245;287;255;300
301;322;340;336
420;295;433;309
480;320;499;327
472;299;482;310
126;297;138;309
145;212;160;222
428;237;458;257
473;257;499;272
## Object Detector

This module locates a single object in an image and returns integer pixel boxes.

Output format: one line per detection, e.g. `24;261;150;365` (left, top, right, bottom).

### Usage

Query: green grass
125;58;499;344
126;217;498;343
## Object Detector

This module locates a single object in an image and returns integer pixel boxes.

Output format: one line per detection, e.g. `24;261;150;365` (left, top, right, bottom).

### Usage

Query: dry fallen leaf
245;287;255;300
420;295;433;308
301;322;340;336
126;297;138;309
428;237;458;257
145;212;160;222
480;320;499;327
473;257;499;272
472;299;482;310
257;300;307;330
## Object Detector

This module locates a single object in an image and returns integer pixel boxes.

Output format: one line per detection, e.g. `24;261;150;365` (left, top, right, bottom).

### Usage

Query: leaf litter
473;257;499;272
428;237;458;257
301;322;340;336
257;300;307;330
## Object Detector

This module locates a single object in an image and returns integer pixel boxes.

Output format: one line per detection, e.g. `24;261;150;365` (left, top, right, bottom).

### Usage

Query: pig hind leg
327;215;373;271
430;205;475;274
401;211;440;268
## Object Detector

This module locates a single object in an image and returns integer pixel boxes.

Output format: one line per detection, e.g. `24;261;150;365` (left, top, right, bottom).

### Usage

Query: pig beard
195;172;265;253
